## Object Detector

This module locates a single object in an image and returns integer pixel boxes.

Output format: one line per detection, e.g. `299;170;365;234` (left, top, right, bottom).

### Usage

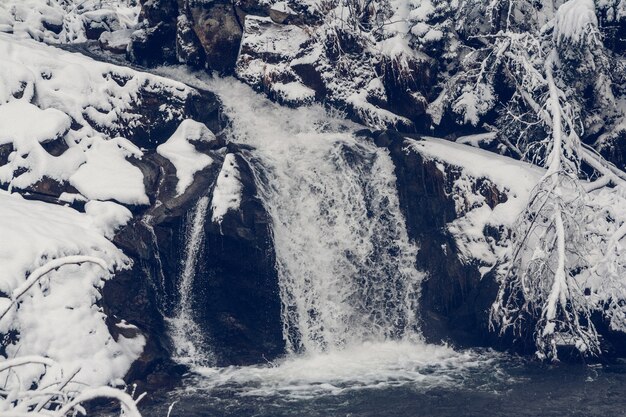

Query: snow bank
157;119;216;196
0;191;144;389
211;154;243;225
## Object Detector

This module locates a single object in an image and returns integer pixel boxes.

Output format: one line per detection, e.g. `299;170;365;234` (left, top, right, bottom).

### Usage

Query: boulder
176;14;205;67
99;29;134;54
82;10;122;40
189;1;243;74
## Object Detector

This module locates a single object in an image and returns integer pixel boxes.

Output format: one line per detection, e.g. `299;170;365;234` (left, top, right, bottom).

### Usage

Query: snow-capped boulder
157;119;218;196
82;9;123;40
99;28;134;54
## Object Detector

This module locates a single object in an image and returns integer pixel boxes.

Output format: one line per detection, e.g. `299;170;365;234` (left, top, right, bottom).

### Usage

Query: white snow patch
70;137;148;205
456;132;498;147
157;119;215;195
0;100;70;147
85;200;132;239
211;154;243;225
554;0;598;45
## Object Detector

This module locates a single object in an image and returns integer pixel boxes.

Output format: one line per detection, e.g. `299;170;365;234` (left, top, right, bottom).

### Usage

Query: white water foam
167;196;214;366
190;341;501;399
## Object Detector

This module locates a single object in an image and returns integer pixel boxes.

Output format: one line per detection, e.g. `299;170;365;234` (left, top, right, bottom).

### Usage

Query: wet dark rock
128;23;177;67
40;136;69;157
196;152;284;366
41;16;63;34
176;14;206;67
291;61;327;101
377;57;436;132
599;133;626;171
92;85;222;149
376;130;509;349
103;135;283;382
189;1;243;74
102;261;180;393
128;0;180;65
0;143;12;166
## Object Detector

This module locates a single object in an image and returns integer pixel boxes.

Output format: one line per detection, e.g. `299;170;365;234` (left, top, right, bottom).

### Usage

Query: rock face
130;0;243;73
372;130;519;350
188;1;243;73
101;103;285;382
192;151;284;366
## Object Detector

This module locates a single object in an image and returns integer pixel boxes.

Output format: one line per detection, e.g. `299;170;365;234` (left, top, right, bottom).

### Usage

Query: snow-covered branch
0;255;108;322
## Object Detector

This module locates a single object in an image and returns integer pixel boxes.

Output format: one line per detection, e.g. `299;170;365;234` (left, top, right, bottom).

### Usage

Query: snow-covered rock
0;33;216;203
157;119;217;196
0;191;143;389
211;154;243;225
410;137;543;273
0;0;138;44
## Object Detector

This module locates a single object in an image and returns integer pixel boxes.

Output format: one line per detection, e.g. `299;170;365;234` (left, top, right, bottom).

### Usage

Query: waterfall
167;196;214;365
206;78;424;354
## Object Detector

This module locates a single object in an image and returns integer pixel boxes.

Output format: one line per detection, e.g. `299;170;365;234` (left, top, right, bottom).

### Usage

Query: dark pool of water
125;355;626;417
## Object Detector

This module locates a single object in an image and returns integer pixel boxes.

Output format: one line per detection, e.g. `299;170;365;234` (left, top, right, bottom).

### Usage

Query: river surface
129;349;626;417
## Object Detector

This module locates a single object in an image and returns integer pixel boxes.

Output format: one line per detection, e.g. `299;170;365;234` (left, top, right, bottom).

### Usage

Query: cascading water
205;79;423;354
150;69;498;400
166;196;214;366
